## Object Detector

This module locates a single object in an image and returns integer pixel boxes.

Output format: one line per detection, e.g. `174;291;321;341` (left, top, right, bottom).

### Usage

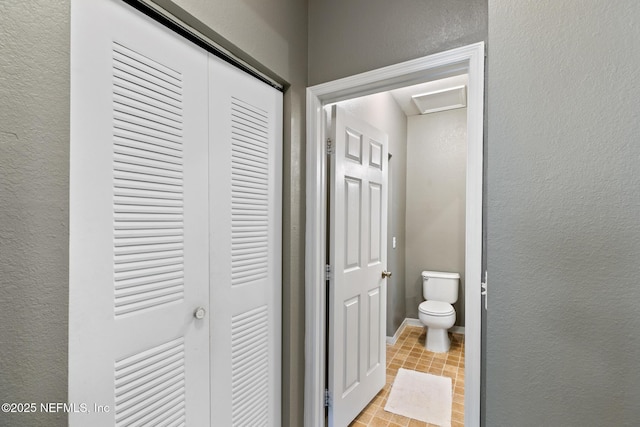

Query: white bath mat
384;368;452;426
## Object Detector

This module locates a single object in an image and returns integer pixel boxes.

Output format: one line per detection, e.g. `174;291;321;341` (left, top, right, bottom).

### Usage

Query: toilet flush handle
382;270;392;279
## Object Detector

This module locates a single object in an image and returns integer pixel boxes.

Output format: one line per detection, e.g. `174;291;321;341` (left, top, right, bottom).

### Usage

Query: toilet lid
419;300;454;316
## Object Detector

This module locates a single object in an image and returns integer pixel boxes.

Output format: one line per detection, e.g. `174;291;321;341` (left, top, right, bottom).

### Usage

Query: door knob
194;307;206;320
382;270;392;279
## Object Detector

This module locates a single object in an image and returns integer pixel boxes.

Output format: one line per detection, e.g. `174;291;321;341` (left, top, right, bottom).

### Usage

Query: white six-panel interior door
69;0;281;425
328;106;389;426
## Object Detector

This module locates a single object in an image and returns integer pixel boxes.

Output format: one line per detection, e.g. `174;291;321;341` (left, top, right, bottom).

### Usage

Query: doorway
304;43;484;426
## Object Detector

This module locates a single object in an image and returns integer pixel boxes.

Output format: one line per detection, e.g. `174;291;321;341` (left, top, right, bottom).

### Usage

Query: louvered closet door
208;56;283;426
70;1;209;425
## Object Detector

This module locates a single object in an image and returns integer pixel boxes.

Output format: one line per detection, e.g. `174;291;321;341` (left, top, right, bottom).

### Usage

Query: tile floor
349;325;465;427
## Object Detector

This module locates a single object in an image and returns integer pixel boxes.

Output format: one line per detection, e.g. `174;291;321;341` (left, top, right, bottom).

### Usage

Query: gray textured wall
1;0;307;426
308;0;487;85
405;109;466;326
0;1;70;426
486;1;640;425
338;92;408;337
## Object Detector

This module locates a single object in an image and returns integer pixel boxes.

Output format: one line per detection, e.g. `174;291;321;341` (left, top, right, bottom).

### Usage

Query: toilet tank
422;270;460;303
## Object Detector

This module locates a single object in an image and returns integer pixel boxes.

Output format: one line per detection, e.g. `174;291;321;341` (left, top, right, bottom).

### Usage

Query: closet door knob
194;307;206;320
382;270;392;279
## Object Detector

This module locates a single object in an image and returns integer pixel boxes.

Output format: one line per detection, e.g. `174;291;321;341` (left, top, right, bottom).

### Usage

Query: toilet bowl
418;300;456;352
418;270;459;353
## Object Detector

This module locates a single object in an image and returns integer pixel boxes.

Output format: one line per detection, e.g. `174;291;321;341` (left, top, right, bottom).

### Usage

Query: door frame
304;42;485;426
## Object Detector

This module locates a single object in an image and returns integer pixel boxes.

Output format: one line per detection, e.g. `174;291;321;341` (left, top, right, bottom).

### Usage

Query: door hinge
481;271;488;310
326;138;334;155
324;389;332;407
325;264;332;281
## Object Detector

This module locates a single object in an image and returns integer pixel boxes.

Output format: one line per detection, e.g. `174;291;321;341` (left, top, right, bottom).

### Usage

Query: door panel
367;288;382;373
70;0;209;425
329;105;389;427
208;55;283;427
344;296;361;393
345;177;363;269
369;182;382;264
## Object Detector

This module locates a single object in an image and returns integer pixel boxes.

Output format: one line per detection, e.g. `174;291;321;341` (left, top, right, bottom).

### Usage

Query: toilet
418;270;459;353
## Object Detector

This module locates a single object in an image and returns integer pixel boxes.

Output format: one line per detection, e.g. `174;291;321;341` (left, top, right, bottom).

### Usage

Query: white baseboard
386;319;409;345
450;325;465;335
386;318;465;345
404;318;423;327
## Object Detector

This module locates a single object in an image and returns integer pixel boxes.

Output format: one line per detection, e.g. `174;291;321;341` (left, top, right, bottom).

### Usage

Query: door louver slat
115;338;186;427
112;42;185;317
231;305;269;426
230;97;270;287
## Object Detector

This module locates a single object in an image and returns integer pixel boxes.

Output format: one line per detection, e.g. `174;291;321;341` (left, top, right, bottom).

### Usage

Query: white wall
405;108;467;326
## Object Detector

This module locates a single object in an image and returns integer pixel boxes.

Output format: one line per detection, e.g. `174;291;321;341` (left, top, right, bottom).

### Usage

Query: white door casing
208;55;283;427
70;0;209;425
328;106;388;426
305;43;485;426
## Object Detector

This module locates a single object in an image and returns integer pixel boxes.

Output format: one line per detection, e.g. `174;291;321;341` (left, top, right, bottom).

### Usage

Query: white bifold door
207;51;282;427
69;0;281;425
328;106;389;426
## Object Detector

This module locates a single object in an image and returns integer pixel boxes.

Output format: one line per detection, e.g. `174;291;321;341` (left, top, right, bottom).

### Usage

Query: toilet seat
418;300;454;317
